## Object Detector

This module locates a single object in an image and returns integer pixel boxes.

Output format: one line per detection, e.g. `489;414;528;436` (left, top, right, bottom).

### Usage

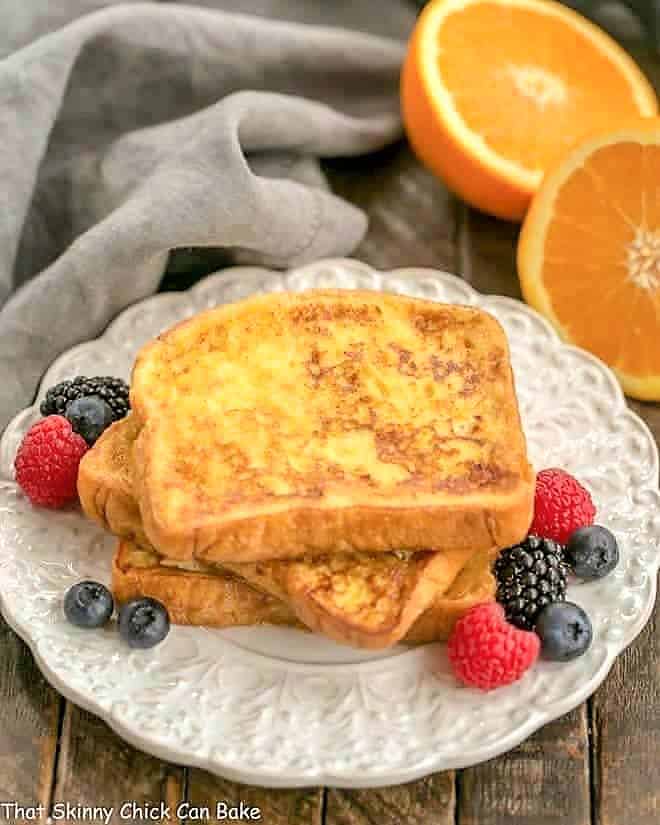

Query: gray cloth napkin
573;2;659;42
0;1;413;431
3;1;655;433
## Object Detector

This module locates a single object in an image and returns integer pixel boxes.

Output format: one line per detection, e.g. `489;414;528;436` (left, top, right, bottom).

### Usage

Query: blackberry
494;536;568;630
41;376;129;421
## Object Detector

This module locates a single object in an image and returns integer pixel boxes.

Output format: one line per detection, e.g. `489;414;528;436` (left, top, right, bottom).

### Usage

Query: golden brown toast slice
220;547;475;648
129;290;534;563
80;419;476;647
404;548;496;644
113;540;496;644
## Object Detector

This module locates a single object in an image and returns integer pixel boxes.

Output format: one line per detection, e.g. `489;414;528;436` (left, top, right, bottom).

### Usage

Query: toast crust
81;419;532;564
112;540;496;644
85;431;531;563
78;417;149;546
80;418;491;648
112;541;295;628
129;290;534;562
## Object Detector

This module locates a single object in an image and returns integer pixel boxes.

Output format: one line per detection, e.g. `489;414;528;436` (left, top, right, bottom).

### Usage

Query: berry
535;602;593;661
530;468;596;544
14;416;88;508
118;598;170;649
64;581;114;628
65;396;114;445
566;525;619;580
448;603;539;691
494;536;567;630
41;376;130;422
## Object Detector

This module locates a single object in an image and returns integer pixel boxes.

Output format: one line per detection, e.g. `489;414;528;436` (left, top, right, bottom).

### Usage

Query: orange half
518;119;660;401
401;0;658;220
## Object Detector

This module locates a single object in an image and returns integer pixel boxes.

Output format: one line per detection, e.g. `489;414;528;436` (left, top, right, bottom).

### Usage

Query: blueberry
65;396;114;445
64;581;114;628
535;602;593;662
118;598;170;649
566;526;619;580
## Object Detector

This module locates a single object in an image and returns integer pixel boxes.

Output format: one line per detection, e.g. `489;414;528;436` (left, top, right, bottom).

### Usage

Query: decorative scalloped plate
1;259;658;788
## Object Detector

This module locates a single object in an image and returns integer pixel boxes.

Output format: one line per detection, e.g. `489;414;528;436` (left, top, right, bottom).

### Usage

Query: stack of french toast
78;290;535;649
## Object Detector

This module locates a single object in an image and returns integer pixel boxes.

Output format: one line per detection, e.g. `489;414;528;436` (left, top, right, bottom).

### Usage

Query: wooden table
3;38;659;825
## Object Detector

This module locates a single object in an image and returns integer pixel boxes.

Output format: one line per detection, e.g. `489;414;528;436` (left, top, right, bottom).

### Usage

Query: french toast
113;539;496;643
404;548;497;644
112;540;295;629
78;416;149;547
206;547;475;649
201;548;474;649
128;290;534;563
80;417;477;647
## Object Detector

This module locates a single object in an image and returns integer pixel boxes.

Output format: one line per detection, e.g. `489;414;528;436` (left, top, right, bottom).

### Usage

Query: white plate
0;259;658;788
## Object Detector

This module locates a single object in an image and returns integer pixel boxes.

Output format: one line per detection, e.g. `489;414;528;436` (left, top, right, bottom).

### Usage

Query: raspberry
447;603;540;691
14;416;88;508
530;468;596;544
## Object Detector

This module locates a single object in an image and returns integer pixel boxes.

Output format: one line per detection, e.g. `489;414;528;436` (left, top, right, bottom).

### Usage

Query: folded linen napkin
0;1;413;431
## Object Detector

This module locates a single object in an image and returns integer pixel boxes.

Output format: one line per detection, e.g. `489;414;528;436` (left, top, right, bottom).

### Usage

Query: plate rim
0;257;658;788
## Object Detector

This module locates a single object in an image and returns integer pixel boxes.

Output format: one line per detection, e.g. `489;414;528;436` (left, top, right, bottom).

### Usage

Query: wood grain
51;704;185;824
325;143;459;273
325;775;455;825
0;616;61;816
630;400;660;448
185;769;323;825
591;400;659;825
457;709;591;825
456;205;521;299
591;611;659;825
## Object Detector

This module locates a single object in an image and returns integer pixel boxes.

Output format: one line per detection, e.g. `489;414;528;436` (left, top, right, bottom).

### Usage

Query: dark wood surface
2;39;659;825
